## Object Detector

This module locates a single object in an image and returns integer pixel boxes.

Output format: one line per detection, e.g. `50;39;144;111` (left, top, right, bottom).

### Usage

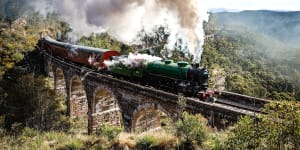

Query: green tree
78;33;130;52
177;93;187;118
2;73;70;131
175;111;208;148
225;101;300;149
224;116;261;149
3;0;26;28
58;21;72;41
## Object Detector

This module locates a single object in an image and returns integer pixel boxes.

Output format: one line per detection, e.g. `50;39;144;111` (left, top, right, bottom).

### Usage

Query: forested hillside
201;11;300;101
0;10;76;132
212;10;300;47
0;3;299;149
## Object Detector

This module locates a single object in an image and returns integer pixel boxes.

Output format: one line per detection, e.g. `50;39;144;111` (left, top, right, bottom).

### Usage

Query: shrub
204;132;228;150
11;122;23;135
175;111;208;147
65;139;84;150
22;127;38;138
0;115;4;128
95;123;123;141
137;134;156;149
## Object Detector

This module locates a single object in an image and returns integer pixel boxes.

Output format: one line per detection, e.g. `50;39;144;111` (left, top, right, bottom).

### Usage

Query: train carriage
39;36;120;69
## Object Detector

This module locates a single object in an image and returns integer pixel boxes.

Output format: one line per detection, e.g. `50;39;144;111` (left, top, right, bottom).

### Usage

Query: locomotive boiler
108;57;210;98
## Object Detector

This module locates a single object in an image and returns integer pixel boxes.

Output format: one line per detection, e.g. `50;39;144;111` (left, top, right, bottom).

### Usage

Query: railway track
214;98;263;113
212;91;270;114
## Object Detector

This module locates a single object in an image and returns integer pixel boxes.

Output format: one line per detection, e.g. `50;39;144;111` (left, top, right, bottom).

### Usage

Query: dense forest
202;11;300;101
0;2;299;149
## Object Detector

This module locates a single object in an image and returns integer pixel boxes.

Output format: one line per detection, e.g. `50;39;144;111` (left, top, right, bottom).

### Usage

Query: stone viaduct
43;52;255;134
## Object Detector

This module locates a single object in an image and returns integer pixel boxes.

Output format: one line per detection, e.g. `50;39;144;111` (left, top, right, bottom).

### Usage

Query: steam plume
35;0;208;62
104;53;162;70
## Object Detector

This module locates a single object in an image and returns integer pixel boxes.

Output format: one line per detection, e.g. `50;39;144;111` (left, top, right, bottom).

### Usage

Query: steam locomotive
38;36;210;99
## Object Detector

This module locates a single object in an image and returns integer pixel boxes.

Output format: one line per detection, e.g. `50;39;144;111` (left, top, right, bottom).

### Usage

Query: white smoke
32;0;208;62
104;53;162;69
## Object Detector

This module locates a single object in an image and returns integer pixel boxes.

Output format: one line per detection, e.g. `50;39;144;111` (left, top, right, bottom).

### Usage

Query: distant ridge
208;8;240;13
211;10;300;47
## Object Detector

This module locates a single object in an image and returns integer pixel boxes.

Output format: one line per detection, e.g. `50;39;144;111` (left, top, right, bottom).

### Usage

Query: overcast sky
203;0;300;11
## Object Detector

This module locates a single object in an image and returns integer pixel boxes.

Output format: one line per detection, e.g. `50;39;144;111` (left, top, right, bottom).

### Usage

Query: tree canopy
201;12;300;100
224;101;300;149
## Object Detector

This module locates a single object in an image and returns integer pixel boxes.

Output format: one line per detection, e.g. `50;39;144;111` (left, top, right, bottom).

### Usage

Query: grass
65;139;84;150
115;130;179;149
0;126;230;150
0;115;230;150
0;129;96;149
0;117;91;149
118;132;137;149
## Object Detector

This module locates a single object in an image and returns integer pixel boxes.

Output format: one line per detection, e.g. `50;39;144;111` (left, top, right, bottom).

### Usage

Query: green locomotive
108;56;210;98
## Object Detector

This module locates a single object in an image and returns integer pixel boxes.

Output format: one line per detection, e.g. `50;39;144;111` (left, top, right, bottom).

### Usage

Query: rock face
215;76;226;91
212;68;226;92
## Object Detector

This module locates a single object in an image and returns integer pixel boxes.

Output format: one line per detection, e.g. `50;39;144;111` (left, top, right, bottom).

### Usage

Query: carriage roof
44;36;116;54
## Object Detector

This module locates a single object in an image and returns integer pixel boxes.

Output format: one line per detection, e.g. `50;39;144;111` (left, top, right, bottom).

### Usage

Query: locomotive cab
187;67;210;91
200;69;209;90
187;65;211;100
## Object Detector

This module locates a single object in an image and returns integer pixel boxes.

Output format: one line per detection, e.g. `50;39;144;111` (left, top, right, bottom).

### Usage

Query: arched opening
55;68;66;96
70;76;88;119
132;105;173;133
92;88;121;130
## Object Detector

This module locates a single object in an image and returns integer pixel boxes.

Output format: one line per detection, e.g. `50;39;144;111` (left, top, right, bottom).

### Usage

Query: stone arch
55;68;66;96
91;87;121;130
70;75;88;118
131;103;174;133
